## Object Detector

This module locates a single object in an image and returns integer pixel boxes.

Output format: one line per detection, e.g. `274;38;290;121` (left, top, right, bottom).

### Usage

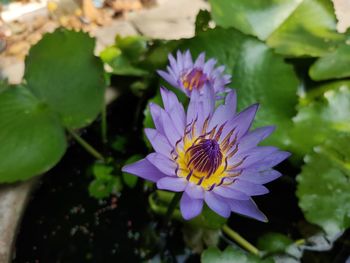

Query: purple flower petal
185;182;204;199
122;158;165;183
229;180;269;196
157;70;177;88
204;192;231;218
146;153;177;176
157;176;188;192
238;126;275;151
229;199;268;222
213;185;250;200
160;110;182;146
209;90;237;131
250;151;291;170
160;87;186;134
229;146;279;170
194;52;205;67
149;103;165;134
144;128;173;157
239;169;282;184
230;103;259;139
180;192;203;220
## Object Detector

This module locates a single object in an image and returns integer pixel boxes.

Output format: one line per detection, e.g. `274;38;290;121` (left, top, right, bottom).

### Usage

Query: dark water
12;86;350;263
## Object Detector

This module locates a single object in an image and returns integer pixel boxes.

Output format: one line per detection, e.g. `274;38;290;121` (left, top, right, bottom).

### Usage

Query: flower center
186;139;222;176
181;68;208;91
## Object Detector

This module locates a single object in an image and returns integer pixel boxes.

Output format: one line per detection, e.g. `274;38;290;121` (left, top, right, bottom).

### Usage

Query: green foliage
257;233;293;254
190;205;227;230
0;86;66;182
195;10;212;34
309;43;350;81
289;81;350;155
100;35;149;76
25;28;105;129
297;134;350;236
178;27;299;148
201;247;274;263
0;29;106;182
209;0;346;57
111;135;128;153
88;162;122;199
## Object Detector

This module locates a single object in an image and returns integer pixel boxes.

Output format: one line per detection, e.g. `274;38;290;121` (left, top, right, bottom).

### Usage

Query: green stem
68;129;105;161
222;224;260;256
164;192;182;224
101;102;107;144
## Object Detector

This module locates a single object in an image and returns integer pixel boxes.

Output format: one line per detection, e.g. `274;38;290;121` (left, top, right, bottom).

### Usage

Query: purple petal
229;199;268;222
204;192;231;218
194;52;205;67
238;126;275;151
209;90;237;131
229;180;269;196
168;53;179;75
239;169;282;184
251;151;291;170
157;176;188;192
213;185;250;200
230;104;259;139
183;50;193;69
149;103;165;134
157;70;177;88
122;158;165;182
180;192;203;220
176;50;184;70
146;153;176;176
160;110;182;146
144;128;173;157
185;182;204;199
203;58;217;74
186;89;201;124
160;87;186;133
229;146;279;170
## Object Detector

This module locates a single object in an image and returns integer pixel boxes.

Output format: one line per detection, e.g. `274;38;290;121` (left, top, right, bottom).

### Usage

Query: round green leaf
257;232;293;254
297;135;350;236
0;87;67;182
24;28;105;129
289;81;350;155
309;43;350;81
201;247;274;263
209;0;345;57
178;27;299;148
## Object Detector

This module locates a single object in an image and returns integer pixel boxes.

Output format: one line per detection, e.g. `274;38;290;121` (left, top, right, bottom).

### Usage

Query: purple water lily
157;50;231;97
122;87;290;220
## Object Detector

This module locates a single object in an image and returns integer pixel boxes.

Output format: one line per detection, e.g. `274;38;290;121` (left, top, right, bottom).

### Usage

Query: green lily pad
0;86;66;182
24;28;105;129
289;81;350;155
201;247;274;263
178;27;299;148
309;43;350;80
209;0;345;57
257;232;293;254
297;135;350;236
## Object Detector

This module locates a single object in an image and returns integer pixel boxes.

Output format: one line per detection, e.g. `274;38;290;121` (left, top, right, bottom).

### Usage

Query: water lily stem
68;129;105;161
164;192;182;223
222;224;260;256
101;102;107;144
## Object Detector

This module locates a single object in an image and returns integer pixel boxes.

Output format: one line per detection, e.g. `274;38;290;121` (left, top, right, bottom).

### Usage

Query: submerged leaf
201;247;274;263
